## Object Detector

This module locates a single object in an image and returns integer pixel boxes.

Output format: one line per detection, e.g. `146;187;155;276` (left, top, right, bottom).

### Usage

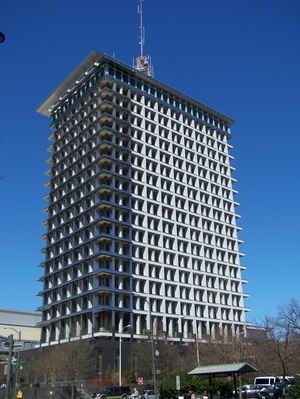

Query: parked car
259;385;282;399
240;385;262;399
273;384;283;398
93;386;131;399
140;390;156;399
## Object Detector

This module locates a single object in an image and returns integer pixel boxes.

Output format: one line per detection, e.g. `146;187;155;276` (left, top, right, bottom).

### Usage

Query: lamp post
119;324;131;387
4;327;22;398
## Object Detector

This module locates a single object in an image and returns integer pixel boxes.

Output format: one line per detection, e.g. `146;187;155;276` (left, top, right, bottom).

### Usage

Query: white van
254;376;280;387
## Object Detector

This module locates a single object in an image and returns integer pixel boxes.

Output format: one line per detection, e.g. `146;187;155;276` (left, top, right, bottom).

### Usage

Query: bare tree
279;298;300;335
25;348;60;385
264;316;294;378
56;341;95;382
23;341;96;398
256;300;300;382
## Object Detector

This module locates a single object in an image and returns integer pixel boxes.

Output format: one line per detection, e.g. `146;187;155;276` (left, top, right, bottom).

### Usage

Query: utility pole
150;325;157;399
14;330;22;397
4;327;22;398
4;335;13;399
146;299;158;399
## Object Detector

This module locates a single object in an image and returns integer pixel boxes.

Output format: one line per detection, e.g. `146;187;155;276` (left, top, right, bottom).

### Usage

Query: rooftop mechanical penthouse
37;51;249;345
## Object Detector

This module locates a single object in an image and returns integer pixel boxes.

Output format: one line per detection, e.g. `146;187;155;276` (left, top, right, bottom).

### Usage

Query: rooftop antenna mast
135;0;152;77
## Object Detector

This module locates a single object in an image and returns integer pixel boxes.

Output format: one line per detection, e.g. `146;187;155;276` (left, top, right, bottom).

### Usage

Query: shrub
288;382;300;399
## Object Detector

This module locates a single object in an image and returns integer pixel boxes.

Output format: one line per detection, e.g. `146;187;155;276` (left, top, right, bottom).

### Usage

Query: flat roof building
0;308;41;351
37;51;249;345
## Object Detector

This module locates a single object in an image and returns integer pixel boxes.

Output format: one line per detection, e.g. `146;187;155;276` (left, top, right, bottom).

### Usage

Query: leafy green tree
159;372;232;399
126;370;137;385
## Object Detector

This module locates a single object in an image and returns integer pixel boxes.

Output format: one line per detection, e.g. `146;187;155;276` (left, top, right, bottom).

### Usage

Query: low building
0;308;41;351
0;308;41;383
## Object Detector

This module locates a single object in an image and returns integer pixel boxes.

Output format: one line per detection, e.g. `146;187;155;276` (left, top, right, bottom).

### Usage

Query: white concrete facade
37;52;249;345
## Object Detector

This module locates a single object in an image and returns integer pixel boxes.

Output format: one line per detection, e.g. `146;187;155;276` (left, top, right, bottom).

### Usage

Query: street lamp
4;327;22;398
119;324;131;387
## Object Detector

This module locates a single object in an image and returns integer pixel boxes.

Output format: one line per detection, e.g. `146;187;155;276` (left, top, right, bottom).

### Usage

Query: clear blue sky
1;0;299;323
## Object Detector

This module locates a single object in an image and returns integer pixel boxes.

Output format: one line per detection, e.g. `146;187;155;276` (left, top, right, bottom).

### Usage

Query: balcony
96;270;113;278
96;226;114;240
95;253;113;262
97;236;112;245
97;219;113;229
100;101;114;114
98;170;113;181
100;88;114;102
98;158;113;173
99;114;114;128
96;203;114;216
97;187;113;200
100;78;114;90
97;201;112;213
45;167;52;177
47;144;54;153
99;142;113;157
99;128;114;143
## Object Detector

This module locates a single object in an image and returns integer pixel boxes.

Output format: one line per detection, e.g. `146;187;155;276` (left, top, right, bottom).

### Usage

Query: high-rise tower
37;51;248;345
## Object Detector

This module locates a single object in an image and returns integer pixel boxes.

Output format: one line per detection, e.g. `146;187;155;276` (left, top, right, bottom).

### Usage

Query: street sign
176;375;180;391
12;360;25;366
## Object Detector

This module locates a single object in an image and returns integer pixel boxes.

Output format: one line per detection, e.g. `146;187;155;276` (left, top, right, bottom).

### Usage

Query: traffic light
0;32;5;43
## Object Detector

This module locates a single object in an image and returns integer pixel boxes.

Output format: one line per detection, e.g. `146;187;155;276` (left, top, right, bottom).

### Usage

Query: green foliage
288;381;300;399
217;381;234;399
159;372;233;399
126;370;137;385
